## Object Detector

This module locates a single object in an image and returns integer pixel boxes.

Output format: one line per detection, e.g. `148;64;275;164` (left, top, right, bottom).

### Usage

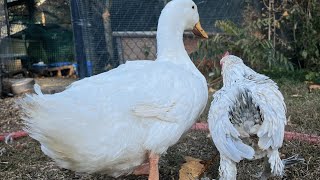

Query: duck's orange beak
192;22;208;39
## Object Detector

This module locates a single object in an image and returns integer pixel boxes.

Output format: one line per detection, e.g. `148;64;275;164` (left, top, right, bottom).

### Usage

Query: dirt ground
0;77;319;180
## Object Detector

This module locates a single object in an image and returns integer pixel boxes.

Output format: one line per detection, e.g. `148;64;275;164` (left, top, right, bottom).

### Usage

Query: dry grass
278;79;320;135
0;77;319;179
0;131;216;180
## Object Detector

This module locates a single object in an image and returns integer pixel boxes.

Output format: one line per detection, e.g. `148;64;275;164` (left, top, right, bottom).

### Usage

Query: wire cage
0;0;244;83
71;0;244;78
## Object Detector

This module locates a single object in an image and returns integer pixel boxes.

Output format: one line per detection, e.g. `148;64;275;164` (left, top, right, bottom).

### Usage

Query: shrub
280;0;320;70
191;0;320;78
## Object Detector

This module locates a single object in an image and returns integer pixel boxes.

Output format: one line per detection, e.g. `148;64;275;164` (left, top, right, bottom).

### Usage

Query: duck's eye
192;6;195;9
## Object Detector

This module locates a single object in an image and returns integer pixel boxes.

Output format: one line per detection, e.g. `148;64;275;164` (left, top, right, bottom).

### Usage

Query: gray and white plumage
208;55;287;179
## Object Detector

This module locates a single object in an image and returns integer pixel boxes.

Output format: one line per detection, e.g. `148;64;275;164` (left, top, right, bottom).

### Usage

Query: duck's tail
17;84;48;138
17;85;82;170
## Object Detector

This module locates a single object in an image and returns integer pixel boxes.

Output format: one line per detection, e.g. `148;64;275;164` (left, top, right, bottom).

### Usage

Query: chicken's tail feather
282;154;305;167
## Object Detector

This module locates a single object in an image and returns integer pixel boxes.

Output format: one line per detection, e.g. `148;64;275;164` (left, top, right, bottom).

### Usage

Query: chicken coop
0;0;245;95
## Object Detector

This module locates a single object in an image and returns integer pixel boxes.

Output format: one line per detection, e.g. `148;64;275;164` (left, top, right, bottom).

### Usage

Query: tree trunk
102;0;114;69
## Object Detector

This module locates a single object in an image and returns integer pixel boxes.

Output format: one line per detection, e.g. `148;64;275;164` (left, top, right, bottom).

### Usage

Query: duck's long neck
155;8;205;82
156;11;190;64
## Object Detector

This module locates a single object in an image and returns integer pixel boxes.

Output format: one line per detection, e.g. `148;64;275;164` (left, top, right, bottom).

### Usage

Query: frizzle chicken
208;54;303;180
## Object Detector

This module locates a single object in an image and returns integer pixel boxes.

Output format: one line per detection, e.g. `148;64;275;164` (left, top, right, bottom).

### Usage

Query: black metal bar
70;0;88;78
1;0;9;96
27;0;35;23
0;56;3;97
4;0;10;36
0;63;2;96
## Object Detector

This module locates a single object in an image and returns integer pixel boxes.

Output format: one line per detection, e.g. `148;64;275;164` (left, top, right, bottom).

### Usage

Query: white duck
19;0;208;179
208;54;288;179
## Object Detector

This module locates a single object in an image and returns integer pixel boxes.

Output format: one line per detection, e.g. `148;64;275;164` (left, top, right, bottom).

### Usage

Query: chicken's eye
192;6;195;9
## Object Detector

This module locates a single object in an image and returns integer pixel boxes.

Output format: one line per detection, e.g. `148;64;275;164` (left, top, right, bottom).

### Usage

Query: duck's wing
131;94;201;153
20;60;207;156
132;102;179;123
128;65;207;153
208;86;255;163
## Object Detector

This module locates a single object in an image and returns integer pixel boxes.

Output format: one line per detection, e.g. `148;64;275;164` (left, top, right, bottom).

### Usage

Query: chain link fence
0;0;244;86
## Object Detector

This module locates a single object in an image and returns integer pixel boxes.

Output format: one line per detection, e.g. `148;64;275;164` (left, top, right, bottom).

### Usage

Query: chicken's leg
219;155;237;180
260;157;272;180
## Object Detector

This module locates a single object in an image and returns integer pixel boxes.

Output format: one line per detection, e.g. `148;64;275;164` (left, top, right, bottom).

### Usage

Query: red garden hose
191;123;320;144
0;123;319;144
0;131;28;143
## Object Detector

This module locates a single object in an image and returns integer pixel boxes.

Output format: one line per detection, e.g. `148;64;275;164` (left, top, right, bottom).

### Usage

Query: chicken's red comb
222;51;230;58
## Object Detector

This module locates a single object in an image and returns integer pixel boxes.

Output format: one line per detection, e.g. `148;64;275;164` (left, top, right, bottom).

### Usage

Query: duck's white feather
20;60;207;176
18;0;208;177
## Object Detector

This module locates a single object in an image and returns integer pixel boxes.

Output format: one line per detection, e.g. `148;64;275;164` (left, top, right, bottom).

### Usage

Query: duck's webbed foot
133;151;161;180
133;163;150;175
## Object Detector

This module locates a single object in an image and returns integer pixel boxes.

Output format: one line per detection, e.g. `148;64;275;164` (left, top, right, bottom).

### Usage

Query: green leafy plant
280;0;320;70
191;16;293;77
305;72;320;83
192;0;320;79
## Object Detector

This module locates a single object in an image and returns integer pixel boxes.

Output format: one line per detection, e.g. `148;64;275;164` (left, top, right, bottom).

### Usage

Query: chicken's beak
222;51;230;58
192;22;208;39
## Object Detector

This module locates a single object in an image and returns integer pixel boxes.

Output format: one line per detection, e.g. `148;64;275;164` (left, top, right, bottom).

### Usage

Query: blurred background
0;0;320;80
0;0;244;84
1;0;319;94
